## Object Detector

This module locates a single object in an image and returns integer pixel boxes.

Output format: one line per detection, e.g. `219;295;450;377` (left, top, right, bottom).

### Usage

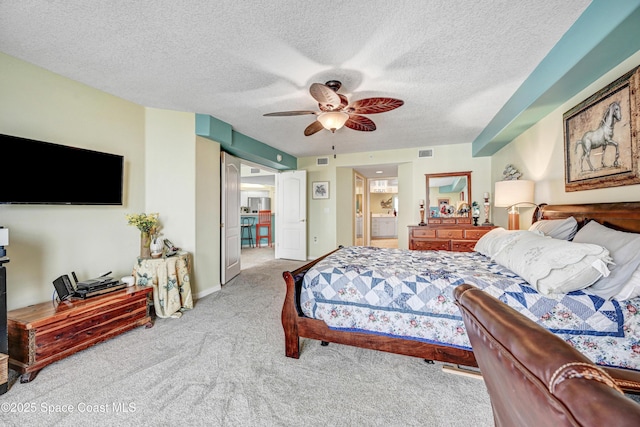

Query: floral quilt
300;246;640;370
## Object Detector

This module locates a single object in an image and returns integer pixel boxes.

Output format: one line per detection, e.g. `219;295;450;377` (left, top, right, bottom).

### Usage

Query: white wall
195;136;221;296
0;53;222;309
0;52;146;310
145;108;197;258
491;50;640;229
144;108;222;298
298;143;492;258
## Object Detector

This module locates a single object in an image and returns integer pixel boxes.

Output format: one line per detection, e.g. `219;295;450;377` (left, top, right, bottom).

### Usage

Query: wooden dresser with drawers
408;223;496;252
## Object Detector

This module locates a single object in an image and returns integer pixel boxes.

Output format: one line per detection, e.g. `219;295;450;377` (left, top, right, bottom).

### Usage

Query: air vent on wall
250;168;260;174
418;149;434;158
316;157;329;166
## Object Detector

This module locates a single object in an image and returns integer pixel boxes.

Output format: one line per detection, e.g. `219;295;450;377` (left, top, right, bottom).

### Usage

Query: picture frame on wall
312;181;329;199
563;66;640;192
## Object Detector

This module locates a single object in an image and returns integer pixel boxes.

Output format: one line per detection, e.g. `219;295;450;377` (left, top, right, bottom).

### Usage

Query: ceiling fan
263;80;404;136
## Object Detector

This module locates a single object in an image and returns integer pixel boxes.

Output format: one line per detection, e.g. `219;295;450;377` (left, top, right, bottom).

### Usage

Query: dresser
408;224;495;252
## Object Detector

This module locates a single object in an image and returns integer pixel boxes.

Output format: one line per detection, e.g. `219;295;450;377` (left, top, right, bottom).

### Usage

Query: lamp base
508;211;520;230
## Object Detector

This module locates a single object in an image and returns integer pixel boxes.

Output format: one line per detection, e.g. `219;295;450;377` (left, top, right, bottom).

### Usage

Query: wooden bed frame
281;202;640;368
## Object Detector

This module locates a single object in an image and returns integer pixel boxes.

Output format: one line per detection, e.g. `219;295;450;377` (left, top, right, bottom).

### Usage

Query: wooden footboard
281;248;478;366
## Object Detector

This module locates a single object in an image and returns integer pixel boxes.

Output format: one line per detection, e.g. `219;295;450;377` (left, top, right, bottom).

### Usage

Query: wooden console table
7;285;152;383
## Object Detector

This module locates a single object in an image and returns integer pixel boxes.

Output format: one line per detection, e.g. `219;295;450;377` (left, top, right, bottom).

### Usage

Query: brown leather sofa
454;283;640;427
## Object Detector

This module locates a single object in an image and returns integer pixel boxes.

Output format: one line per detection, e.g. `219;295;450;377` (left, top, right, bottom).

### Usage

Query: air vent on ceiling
250;168;260;174
418;149;434;158
316;157;329;166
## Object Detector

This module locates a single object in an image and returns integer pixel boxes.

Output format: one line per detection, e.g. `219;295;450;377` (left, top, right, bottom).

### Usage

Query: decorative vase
150;236;164;257
140;231;152;258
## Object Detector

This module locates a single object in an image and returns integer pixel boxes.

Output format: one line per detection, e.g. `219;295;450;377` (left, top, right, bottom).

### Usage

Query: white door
276;170;307;260
221;152;241;283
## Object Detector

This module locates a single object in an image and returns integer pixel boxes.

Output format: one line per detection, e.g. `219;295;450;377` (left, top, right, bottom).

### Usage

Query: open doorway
353;164;399;249
240;162;276;269
368;177;399;249
355;172;366;246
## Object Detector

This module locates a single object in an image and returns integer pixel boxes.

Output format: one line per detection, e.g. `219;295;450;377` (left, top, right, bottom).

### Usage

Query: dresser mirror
426;171;472;224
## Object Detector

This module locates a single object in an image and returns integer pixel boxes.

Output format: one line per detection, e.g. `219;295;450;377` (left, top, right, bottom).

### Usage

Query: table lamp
494;180;535;230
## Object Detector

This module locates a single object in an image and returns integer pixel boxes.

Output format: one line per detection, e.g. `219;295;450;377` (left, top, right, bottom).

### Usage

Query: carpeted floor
2;257;493;426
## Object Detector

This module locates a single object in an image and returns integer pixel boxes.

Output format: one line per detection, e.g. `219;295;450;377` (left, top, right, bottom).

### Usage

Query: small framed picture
312;181;329;199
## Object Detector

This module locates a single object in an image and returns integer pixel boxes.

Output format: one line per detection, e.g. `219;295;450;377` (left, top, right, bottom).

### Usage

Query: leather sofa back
454;283;640;426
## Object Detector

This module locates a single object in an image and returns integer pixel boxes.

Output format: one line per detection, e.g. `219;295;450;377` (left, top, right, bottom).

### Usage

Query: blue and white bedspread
300;246;640;371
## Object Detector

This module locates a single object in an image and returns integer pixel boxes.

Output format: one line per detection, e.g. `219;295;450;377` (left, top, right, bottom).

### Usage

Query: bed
281;202;640;389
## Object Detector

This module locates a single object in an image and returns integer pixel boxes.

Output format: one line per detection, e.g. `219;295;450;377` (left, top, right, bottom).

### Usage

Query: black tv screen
1;133;124;205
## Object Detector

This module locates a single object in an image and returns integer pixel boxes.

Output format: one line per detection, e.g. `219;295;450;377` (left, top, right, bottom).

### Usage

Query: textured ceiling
0;1;591;159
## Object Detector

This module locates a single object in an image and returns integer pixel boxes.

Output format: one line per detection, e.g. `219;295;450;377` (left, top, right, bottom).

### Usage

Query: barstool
256;210;272;247
240;216;255;248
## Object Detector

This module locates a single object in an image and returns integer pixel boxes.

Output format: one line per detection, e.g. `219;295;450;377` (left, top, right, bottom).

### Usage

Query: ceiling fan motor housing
324;80;342;92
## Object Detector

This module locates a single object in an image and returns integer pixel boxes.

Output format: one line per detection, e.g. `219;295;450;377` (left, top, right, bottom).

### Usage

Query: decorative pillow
528;217;578;240
573;220;640;299
474;227;512;258
491;231;612;295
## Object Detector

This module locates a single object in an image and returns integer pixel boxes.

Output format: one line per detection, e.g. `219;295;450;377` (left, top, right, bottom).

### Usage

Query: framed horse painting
563;65;640;192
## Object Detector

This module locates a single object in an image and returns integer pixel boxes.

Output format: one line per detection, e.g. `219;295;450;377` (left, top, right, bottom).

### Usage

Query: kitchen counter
241;212;275;216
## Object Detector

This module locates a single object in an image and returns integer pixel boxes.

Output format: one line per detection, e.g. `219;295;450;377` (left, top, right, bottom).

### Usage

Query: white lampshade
317;112;349;132
494;180;535;208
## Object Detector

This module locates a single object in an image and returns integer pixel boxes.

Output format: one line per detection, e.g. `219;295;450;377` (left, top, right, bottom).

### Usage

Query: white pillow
474;227;512;258
573;221;640;299
528;217;578;240
491;231;612;295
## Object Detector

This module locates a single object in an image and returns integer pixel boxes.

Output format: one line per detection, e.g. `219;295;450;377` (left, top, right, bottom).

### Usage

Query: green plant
126;213;159;233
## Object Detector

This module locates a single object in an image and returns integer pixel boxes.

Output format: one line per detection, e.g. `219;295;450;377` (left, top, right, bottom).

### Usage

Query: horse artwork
563;65;640;192
574;101;621;172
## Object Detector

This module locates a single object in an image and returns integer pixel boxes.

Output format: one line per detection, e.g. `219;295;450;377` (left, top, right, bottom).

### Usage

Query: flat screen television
0;133;124;205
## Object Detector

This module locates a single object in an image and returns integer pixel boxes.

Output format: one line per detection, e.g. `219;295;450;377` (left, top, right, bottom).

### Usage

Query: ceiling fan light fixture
318;111;349;133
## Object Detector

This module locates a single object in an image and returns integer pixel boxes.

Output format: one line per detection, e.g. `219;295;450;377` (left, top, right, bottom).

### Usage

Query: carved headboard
533;202;640;234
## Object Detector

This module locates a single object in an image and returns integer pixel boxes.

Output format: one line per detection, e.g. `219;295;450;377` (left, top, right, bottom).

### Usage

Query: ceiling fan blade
304;120;324;136
345;115;376;132
348;98;404;114
310;83;341;110
320;94;349;112
263;110;317;117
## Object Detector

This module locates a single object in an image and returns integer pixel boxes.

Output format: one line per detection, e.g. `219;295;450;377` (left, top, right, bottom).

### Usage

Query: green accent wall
195;114;297;170
473;0;640;157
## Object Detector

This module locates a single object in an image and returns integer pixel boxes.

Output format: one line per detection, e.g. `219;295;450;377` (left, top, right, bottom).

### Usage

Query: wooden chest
408;224;495;252
8;285;152;383
0;353;7;392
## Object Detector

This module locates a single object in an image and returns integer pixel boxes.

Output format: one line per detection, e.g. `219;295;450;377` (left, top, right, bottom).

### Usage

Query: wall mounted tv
0;133;124;205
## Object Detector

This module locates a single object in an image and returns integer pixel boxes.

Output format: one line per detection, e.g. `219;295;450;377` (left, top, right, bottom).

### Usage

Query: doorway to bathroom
353;164;399;249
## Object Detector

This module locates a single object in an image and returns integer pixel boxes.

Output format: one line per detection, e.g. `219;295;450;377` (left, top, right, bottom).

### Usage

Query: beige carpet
3;257;493;426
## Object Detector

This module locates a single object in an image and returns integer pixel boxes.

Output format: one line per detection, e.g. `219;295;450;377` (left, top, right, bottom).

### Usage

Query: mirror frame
425;171;472;225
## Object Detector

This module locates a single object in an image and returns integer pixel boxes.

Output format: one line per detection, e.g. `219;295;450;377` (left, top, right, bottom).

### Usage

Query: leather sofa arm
604;367;640;394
